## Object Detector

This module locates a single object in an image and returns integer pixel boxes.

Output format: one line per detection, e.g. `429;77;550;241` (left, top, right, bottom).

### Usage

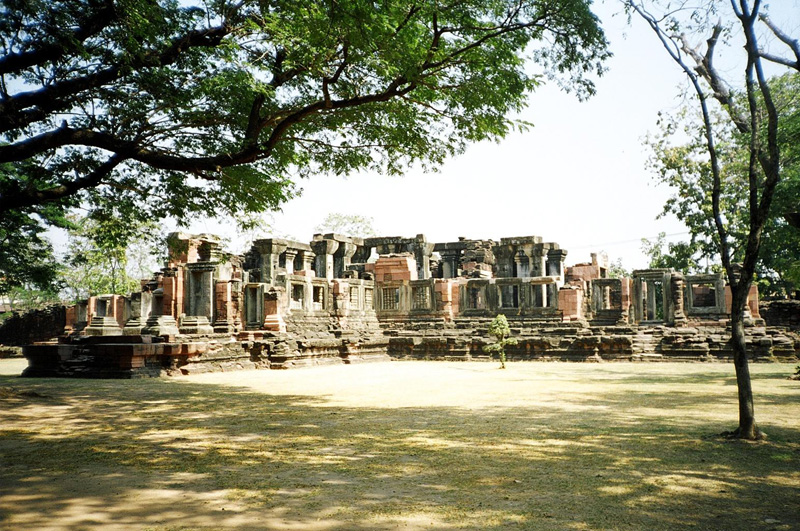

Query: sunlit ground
0;359;798;530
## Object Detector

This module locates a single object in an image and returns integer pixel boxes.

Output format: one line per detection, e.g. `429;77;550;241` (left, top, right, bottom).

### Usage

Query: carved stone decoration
670;273;688;326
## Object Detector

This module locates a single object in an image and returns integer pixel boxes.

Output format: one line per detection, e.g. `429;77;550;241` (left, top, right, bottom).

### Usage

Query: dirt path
1;359;798;530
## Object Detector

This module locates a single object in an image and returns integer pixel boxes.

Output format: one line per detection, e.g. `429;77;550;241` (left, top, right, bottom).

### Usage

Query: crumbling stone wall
0;305;66;346
760;300;800;330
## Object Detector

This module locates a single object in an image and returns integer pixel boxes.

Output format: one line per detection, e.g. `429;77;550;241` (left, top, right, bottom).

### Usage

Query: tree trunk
729;284;761;440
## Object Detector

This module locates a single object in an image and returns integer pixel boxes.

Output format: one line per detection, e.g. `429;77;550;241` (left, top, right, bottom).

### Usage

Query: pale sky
187;1;800;271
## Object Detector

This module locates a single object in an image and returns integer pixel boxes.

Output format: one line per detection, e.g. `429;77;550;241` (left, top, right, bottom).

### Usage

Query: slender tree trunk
729;284;760;439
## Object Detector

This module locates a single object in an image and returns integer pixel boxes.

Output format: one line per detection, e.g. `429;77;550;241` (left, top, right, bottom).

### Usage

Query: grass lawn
0;359;798;530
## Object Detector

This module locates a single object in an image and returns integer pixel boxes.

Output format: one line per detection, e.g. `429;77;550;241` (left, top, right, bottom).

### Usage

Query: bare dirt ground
1;359;798;530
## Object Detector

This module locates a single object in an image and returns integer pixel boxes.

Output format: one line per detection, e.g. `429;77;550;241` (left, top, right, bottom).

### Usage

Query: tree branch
758;14;800;70
0;0;116;75
0;24;231;133
0;154;124;211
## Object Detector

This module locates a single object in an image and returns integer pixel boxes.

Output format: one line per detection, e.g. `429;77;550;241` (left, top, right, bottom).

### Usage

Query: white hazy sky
188;1;800;270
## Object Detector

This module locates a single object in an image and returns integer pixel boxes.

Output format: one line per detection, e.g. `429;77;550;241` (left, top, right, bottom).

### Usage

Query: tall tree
645;73;800;295
627;0;800;439
60;212;159;300
0;163;69;299
0;0;608;226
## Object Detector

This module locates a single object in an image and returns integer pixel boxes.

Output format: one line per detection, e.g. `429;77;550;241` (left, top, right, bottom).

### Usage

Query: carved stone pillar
412;237;434;280
299;250;315;274
670;273;688;326
283;249;298;275
530;247;546;277
547;249;568;287
252;239;288;285
334;242;357;278
312;239;339;280
439;249;461;279
493;246;515;278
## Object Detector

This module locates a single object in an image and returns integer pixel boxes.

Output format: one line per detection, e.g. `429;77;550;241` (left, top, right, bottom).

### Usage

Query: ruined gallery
21;232;798;378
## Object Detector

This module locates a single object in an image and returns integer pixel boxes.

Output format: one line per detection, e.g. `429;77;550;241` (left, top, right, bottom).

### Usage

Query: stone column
547;249;568;287
252;239;288;285
312;239;339;280
299;250;315;274
492;246;515;278
514;251;529;278
439;249;461;279
283;249;298;275
352;244;372;265
334;242;357;278
546;282;559;308
412;237;434;280
670;273;688;326
529;246;546;277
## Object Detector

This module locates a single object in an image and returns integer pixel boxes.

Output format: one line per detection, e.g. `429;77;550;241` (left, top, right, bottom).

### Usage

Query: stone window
312;286;324;310
412;286;430;310
381;287;399;310
350;287;360;307
364;288;374;310
291;283;304;310
468;287;485;309
500;285;519;308
690;283;716;308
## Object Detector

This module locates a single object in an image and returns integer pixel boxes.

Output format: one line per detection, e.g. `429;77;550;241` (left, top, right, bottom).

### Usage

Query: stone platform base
20;320;799;378
385;319;800;363
22;332;392;378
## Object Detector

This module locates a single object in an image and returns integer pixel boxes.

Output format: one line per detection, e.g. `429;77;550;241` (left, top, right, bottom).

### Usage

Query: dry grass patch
0;360;798;530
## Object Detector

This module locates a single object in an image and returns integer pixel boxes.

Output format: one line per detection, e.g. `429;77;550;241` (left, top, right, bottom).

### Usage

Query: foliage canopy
0;0;608;223
645;73;800;295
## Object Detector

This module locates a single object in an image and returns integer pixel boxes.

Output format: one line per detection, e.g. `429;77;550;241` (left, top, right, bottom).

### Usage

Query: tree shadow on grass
0;370;798;531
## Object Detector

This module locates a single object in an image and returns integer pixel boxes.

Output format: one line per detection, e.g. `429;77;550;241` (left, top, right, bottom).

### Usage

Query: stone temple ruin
22;232;799;377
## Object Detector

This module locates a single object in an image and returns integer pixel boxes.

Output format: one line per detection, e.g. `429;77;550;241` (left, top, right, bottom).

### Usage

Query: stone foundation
21;316;799;378
383;318;799;363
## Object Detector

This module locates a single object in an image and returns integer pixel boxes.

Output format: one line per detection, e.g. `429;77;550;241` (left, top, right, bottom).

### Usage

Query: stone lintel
186;261;218;273
499;236;542;246
433;242;468;252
